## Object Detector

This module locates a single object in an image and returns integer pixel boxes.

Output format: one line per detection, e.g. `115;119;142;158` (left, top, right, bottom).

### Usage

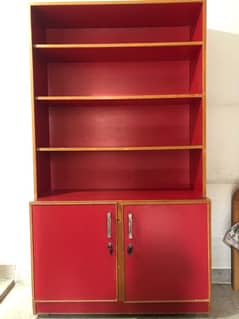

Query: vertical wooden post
232;190;239;290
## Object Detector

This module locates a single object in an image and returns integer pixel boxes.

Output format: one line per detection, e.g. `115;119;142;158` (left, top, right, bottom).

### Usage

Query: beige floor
0;283;239;319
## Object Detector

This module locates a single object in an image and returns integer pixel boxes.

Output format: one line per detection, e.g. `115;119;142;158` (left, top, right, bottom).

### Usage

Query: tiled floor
1;283;239;319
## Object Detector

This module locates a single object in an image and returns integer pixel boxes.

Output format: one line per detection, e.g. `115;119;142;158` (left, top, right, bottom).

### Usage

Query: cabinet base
35;301;210;314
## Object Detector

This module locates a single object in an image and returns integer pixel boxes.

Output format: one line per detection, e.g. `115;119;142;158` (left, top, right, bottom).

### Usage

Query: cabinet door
123;203;209;302
32;204;117;301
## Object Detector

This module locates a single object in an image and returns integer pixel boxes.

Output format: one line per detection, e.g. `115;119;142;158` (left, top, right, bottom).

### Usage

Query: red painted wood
190;150;203;194
31;9;46;43
190;99;202;145
36;301;209;314
47;102;192;147
46;26;191;44
37;45;202;63
32;3;202;30
48;150;191;191
124;203;209;301
47;61;191;96
191;3;203;41
35;103;50;147
32;53;48;96
37;190;204;201
32;204;117;300
190;48;202;93
36;152;51;196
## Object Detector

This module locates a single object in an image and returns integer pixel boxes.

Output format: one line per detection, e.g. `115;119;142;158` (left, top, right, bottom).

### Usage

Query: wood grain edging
34;298;209;303
30;199;210;206
30;0;205;7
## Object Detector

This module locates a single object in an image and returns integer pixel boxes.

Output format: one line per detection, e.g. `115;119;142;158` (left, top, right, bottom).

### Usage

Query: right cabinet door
123;203;209;302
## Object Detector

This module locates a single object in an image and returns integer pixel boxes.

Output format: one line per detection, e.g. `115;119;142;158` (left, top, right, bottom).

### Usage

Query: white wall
0;0;33;282
207;0;239;269
0;0;238;282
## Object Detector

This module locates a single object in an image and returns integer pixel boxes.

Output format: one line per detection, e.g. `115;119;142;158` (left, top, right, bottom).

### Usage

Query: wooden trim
124;299;209;303
34;41;203;49
207;199;212;311
29;205;36;313
30;1;205;7
232;190;239;290
34;298;208;303
202;0;207;196
38;311;208;319
30;200;118;205
36;94;203;102
29;8;37;200
37;145;203;152
34;299;117;303
202;118;206;196
202;0;206;95
30;199;210;206
121;199;210;205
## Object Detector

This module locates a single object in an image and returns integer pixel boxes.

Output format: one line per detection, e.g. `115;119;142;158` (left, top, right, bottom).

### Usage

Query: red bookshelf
30;0;210;315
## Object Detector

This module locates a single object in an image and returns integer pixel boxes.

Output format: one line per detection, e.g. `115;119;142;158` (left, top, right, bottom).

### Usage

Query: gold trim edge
34;298;209;303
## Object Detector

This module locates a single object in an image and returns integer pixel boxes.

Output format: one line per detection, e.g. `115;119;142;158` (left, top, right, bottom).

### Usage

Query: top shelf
31;0;204;5
31;1;203;28
31;1;204;43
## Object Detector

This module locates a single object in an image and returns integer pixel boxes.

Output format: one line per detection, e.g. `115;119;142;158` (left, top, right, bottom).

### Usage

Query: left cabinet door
31;204;117;301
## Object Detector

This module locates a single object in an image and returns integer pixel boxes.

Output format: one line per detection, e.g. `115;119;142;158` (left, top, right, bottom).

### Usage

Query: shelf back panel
47;61;192;96
45;26;192;44
35;101;202;147
31;3;202;37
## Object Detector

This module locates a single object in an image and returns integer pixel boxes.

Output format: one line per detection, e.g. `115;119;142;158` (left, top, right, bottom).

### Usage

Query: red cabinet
30;0;209;314
123;203;209;302
32;204;117;301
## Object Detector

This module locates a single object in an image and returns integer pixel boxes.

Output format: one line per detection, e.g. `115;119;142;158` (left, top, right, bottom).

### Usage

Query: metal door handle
128;212;133;239
107;212;112;238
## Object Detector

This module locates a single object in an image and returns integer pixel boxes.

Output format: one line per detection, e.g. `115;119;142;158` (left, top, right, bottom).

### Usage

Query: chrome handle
128;212;133;239
107;212;112;238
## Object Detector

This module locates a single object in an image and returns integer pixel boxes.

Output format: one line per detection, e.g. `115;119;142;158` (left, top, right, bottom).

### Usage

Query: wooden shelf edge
34;41;203;49
31;193;209;203
37;146;203;152
30;1;205;7
36;94;203;102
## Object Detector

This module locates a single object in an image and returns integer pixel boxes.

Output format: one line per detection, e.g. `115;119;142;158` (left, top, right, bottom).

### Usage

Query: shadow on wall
207;29;239;185
207;29;239;106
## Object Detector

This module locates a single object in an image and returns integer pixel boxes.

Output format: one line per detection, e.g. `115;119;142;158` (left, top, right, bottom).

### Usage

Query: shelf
36;145;203;201
31;2;203;29
35;99;203;148
32;1;205;200
36;94;203;103
36;189;206;202
34;42;203;49
31;1;204;6
37;146;203;152
34;42;202;62
34;46;202;95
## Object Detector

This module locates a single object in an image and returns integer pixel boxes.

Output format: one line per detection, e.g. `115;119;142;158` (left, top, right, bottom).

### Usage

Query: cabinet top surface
30;0;204;6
